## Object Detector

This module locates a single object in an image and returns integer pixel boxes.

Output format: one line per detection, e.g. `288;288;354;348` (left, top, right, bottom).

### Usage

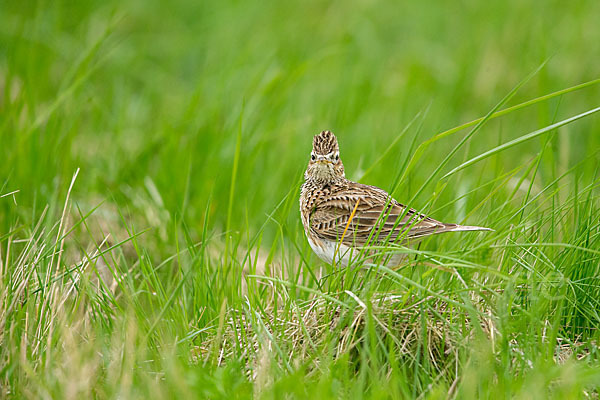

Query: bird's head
304;130;345;182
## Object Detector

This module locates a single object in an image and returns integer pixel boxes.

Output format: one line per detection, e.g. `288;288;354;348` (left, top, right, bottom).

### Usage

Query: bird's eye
311;154;316;161
335;154;339;161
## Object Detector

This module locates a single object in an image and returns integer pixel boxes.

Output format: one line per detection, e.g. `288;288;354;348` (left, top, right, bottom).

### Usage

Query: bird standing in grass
299;130;492;266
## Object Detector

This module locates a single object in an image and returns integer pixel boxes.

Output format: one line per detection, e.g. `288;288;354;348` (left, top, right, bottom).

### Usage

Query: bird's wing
309;182;452;247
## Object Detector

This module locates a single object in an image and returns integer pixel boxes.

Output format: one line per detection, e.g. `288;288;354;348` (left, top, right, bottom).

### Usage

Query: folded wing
309;182;489;247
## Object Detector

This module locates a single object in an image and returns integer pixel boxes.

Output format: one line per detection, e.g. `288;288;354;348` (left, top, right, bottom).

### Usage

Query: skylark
300;130;492;267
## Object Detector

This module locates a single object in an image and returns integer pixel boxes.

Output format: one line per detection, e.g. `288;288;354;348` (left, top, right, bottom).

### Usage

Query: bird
299;130;492;267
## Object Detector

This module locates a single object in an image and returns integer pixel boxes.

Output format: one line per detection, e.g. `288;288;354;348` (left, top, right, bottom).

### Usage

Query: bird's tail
447;224;494;232
406;223;493;241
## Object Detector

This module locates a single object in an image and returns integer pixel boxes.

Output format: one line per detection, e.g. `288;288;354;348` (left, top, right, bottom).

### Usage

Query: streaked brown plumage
300;130;492;266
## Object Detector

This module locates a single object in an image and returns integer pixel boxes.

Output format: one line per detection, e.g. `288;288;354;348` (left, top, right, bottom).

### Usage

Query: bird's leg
414;242;422;262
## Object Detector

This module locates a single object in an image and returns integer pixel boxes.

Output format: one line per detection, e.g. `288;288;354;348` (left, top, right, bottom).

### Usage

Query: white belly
307;235;410;267
307;236;356;267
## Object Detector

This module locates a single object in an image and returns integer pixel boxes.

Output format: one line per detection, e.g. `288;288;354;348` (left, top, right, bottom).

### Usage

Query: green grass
2;0;600;398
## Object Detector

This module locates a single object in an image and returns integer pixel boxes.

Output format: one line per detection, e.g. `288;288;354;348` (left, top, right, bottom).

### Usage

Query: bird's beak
316;159;332;165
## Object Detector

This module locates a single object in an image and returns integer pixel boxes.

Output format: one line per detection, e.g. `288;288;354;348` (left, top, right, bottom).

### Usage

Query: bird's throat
306;164;342;184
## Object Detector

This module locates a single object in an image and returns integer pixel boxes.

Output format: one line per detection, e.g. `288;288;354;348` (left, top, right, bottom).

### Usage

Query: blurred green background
2;0;600;397
2;0;599;238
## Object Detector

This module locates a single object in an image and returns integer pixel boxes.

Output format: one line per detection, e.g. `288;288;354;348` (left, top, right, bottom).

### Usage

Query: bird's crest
312;130;339;155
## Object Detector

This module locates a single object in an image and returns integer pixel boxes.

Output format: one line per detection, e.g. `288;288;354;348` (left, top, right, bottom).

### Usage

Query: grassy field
2;0;600;398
